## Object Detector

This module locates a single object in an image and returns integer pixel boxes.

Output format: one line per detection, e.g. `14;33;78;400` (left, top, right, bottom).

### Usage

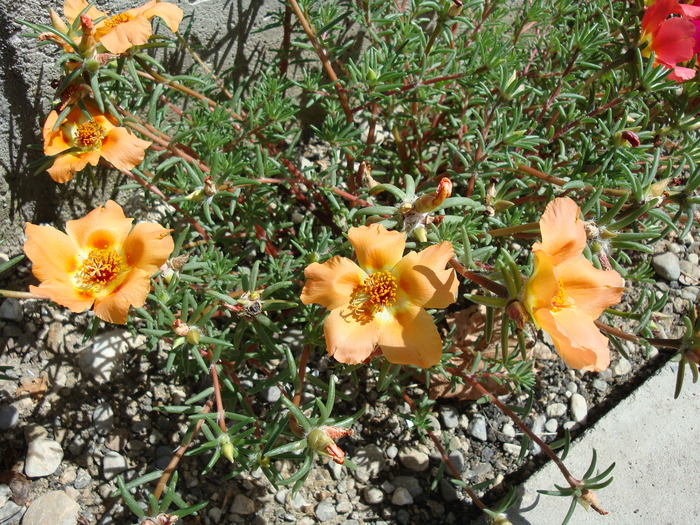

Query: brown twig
449;257;509;298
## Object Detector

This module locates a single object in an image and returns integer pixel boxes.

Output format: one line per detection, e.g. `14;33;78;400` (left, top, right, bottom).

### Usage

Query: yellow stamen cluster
75;120;105;148
104;13;134;27
76;248;126;291
349;270;398;323
551;279;575;312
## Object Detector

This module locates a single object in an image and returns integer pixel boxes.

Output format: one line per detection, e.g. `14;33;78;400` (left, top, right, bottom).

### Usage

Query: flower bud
203;176;217;197
78;15;96;57
186;327;201;345
49;8;69;33
413;225;428;242
84;58;100;72
366;67;378;82
578;489;608;515
505;299;529;331
307;426;352;465
621;130;640;147
413;178;452;213
488;514;513;525
172;319;190;337
220;434;236;463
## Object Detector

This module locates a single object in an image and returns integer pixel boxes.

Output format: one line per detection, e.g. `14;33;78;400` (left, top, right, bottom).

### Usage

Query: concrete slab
499;362;699;525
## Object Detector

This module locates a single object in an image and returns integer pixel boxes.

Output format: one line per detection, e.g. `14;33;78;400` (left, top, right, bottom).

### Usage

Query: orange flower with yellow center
24;200;174;324
43;103;151;183
522;198;624;371
63;0;183;54
301;224;459;368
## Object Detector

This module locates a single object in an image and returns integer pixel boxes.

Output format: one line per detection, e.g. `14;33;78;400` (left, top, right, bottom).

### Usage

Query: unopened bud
366;67;378;82
578;489;608;515
185;188;206;202
493;200;515;212
621;130;640;147
413;225;428;242
505;299;529;332
488;514;513;525
49;8;69;33
413;178;452;213
220;435;236;463
306;252;320;264
84;58;100;72
203;176;217;197
647;178;670;199
307;426;352;465
186;327;201;345
447;1;463;17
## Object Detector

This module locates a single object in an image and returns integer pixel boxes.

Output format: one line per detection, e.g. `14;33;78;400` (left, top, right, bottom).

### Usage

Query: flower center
349;270;398;323
76;248;126;292
75;120;105;149
105;13;134;27
551;279;575;312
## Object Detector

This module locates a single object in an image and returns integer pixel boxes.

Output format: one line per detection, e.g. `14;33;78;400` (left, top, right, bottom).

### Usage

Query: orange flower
64;0;183;54
301;224;458;368
43;103;151;183
522;198;624;371
641;0;699;81
24;201;174;324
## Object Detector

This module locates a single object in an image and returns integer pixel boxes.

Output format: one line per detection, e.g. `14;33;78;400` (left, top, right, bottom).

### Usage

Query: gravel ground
0;232;697;525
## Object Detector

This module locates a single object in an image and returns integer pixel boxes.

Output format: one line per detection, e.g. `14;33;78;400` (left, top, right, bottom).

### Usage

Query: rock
352;444;386;482
545;419;558;433
364;487;384;504
447;450;465;474
592;379;608;392
612;358;632;377
79;330;142;383
327;458;344;480
570;394;588;423
25;439;64;478
680;260;700;281
652;252;681;281
392;476;422;497
0;405;19;430
275;489;288;505
398;446;429;472
231;494;255;515
565;381;578;393
102;450;129;481
92;402;115;436
21;491;80;525
501;423;515;438
386;445;398;459
425;414;440;432
391;487;413;506
261;386;281;403
0;298;22;322
468;415;488;441
503;443;522;455
73;469;91;489
546;403;567;418
440;406;459;429
291;492;307;510
0;484;11;507
533;341;555;360
380;480;395;493
439;479;459;502
315;500;337;522
0;500;25;523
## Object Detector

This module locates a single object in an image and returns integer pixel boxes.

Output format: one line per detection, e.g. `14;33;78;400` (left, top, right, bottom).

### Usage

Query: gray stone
364;487;384;504
391;487;413;506
447;450;465;473
545;419;558;433
351;444;386;482
440;406;459;429
386;445;398;459
652;252;681;281
0;299;22;322
0;405;19;430
327;458;344;480
275;489;288;505
0;500;25;524
501;423;516;438
261;386;281;403
565;381;578;393
73;469;91;489
0;484;11;507
92;402;115;436
315;500;337;522
231;494;255;515
21;491;80;525
25;439;64;478
291;492;307;510
468;415;488;441
398;446;429;472
380;480;395;493
592;379;608;392
612;358;632;377
425;414;440;432
102;450;129;481
570;393;588;423
392;476;422;497
336;501;352;514
546;403;567;418
680;260;700;281
504;443;522;455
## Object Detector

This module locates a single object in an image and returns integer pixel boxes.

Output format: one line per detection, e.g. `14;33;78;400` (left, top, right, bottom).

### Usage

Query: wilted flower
640;0;700;81
521;198;624;371
301;224;458;368
413;177;452;213
43;102;151;183
306;426;352;465
24;201;174;324
64;0;183;55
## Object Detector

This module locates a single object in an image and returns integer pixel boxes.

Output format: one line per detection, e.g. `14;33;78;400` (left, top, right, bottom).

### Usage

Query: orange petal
100;127;151;171
301;257;365;309
535;198;586;264
535;307;610;371
523;251;559;315
556;257;624;318
323;305;378;364
29;282;95;313
142;1;183;31
97;16;153;53
393;241;458;308
377;306;443;368
24;223;79;283
42;111;72;156
65;200;134;250
348;224;405;272
93;268;151;324
122;222;174;274
64;0;105;24
47;153;91;183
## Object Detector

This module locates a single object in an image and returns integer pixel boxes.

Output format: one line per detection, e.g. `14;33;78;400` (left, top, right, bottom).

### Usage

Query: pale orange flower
522;198;624;371
301;224;458;368
24;201;174;324
43;102;151;183
64;0;183;54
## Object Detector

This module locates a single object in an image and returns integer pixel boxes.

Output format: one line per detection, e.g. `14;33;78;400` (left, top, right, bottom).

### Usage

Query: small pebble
231;494;255;515
92;402;115;436
102;450;129;481
364;487;384;504
0;405;19;430
612;358;632;377
398;446;429;472
20;491;79;525
545;419;558;433
570;394;588;423
546;403;567;418
440;406;459;429
391;487;413;506
0;298;23;322
468;415;488;441
501;423;516;438
25;439;64;478
386;445;398;459
652;252;681;281
592;379;608;392
315;500;337;522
